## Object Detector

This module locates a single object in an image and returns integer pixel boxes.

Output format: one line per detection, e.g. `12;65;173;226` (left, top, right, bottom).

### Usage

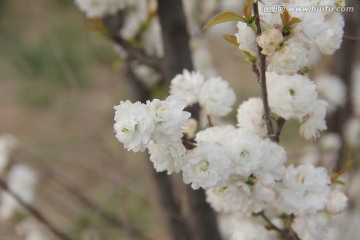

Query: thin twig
254;211;283;234
274;118;286;143
102;12;162;73
343;35;360;41
253;2;275;140
0;178;72;240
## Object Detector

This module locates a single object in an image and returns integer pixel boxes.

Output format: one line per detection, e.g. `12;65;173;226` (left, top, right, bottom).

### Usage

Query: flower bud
326;190;348;214
256;28;283;56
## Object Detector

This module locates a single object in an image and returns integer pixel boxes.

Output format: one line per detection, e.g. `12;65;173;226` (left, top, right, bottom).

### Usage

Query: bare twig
274;118;286;143
253;2;275;140
343;35;360;41
254;211;300;240
0;178;72;240
255;211;283;234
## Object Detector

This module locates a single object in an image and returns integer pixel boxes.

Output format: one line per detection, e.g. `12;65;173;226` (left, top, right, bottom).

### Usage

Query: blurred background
0;0;359;239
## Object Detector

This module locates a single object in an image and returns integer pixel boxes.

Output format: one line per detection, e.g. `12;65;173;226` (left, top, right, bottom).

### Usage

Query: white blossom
182;118;198;139
114;100;154;152
206;182;251;214
16;218;49;240
182;142;232;189
195;125;236;146
316;13;344;55
292;212;335;240
235;22;258;57
315;74;346;113
278;164;331;215
132;63;161;88
343;118;360;148
252;183;277;213
0;134;19;175
259;1;282;30
75;0;126;18
292;11;326;47
223;129;264;177
148;96;190;144
236;98;267;137
199;77;236;117
254;139;287;185
141;17;164;57
229;217;277;240
0;165;37;220
267;72;318;120
326;190;348;214
299;100;328;140
191;39;217;77
148;140;186;174
256;28;283;56
120;0;148;40
270;39;309;75
170;69;205;106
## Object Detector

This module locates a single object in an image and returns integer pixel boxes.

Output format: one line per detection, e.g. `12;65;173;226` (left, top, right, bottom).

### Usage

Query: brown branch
343;35;360;41
254;211;300;240
253;2;275;140
47;171;151;240
274;118;286;143
0;178;72;240
255;211;283;234
12;152;151;240
157;0;222;239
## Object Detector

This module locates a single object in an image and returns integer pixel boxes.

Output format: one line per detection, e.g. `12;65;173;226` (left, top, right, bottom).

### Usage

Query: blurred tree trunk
328;1;360;170
157;1;222;240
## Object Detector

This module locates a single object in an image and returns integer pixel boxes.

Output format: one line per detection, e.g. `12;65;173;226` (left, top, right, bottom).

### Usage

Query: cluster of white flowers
110;0;350;239
266;71;327;140
114;96;190;174
170;70;236;117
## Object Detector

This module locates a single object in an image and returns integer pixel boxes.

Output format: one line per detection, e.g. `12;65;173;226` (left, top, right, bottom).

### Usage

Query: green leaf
335;180;346;186
203;11;247;30
223;34;239;46
243;0;254;20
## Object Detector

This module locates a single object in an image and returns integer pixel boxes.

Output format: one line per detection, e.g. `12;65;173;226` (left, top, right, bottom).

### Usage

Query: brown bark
157;1;222;240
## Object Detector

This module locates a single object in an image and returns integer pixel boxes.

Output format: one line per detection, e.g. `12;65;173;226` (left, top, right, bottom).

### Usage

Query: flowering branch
0;178;72;240
253;2;275;140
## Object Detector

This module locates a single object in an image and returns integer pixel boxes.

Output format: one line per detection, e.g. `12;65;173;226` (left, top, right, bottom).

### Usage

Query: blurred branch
43;170;152;240
13;152;151;240
102;12;163;73
157;1;222;240
0;178;72;240
123;59;151;102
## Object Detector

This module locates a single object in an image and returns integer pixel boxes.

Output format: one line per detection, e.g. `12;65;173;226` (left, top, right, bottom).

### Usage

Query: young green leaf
203;11;247;30
223;34;239;46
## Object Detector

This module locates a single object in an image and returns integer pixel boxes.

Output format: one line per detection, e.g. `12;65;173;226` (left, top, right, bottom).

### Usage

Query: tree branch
0;178;72;240
157;1;222;239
